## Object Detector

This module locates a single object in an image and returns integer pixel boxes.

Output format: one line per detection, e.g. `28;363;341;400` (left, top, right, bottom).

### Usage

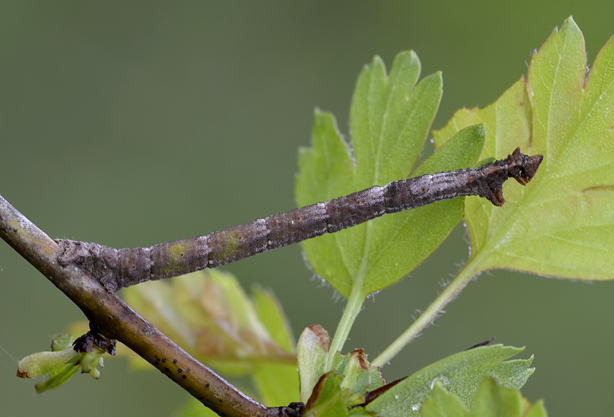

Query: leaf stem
326;285;366;370
372;252;485;367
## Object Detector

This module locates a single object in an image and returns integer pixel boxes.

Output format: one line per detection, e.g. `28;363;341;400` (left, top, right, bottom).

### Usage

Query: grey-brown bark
56;148;542;292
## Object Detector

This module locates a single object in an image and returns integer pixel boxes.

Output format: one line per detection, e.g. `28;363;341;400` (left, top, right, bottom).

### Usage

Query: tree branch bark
0;194;295;417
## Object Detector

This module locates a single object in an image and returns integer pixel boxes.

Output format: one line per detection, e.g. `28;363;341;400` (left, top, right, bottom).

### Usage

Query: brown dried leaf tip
304;372;332;411
360;376;406;407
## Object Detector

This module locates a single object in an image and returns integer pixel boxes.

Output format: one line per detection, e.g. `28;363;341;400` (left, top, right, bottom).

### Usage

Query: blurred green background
1;1;613;416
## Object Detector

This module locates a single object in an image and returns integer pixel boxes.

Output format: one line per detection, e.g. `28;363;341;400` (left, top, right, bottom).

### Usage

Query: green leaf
251;286;300;406
297;325;331;404
331;348;385;405
420;379;548;417
349;409;373;417
121;270;296;377
34;362;80;394
252;285;295;353
421;385;469;417
364;345;533;417
123;271;300;405
298;325;387;409
296;52;491;298
17;348;78;379
470;378;522;417
433;16;614;280
303;372;348;417
51;334;74;351
523;400;548;417
253;363;300;407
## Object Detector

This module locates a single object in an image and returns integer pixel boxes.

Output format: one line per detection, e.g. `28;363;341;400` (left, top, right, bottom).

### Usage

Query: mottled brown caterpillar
56;148;542;292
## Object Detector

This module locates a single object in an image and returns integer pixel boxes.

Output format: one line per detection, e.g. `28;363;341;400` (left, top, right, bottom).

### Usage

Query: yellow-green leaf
434;16;614;280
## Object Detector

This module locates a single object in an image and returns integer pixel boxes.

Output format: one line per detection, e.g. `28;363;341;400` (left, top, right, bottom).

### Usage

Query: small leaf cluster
296;325;533;417
16;334;107;393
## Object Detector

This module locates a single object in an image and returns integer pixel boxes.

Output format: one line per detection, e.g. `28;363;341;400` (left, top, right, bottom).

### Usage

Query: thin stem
0;194;293;417
326;285;366;370
372;252;485;368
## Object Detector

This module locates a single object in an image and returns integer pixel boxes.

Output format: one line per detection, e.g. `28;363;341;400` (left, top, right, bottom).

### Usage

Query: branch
0;194;298;417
